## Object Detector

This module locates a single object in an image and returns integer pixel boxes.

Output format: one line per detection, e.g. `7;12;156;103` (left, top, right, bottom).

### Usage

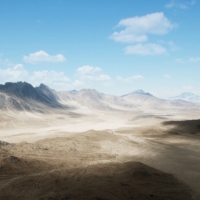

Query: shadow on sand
0;154;196;200
162;119;200;135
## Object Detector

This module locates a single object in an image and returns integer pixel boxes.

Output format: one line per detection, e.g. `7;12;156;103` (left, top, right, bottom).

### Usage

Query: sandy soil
0;109;200;199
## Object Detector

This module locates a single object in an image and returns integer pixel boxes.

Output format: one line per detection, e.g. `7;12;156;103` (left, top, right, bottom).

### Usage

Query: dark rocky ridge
0;82;53;105
35;83;59;103
0;82;66;111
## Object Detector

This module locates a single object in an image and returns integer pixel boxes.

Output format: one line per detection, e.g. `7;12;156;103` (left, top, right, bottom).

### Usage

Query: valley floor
0;109;200;199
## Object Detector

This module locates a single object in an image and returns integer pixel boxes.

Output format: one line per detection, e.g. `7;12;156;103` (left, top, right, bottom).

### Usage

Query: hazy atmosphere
1;1;200;200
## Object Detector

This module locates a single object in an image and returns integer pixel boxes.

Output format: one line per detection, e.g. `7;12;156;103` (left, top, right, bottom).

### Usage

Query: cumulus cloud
110;12;175;43
0;63;112;91
31;70;70;86
125;43;167;56
23;50;66;64
77;65;111;81
77;65;101;75
0;64;28;82
0;64;71;91
117;75;144;83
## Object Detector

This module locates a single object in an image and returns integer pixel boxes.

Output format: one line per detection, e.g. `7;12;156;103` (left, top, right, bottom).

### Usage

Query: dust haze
1;82;200;200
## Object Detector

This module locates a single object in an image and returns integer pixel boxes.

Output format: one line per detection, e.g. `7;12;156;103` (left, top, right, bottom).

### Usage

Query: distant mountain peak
179;92;198;97
170;92;200;102
132;89;145;94
38;83;49;88
122;89;152;97
68;89;77;93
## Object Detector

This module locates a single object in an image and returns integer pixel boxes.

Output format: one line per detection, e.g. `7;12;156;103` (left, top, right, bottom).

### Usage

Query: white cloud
125;43;167;56
77;65;101;75
110;12;175;43
189;57;200;63
0;64;71;90
166;1;188;9
77;65;111;81
31;70;70;86
72;80;83;86
23;50;66;64
165;0;196;9
163;74;171;78
0;64;28;82
0;64;112;91
117;75;144;83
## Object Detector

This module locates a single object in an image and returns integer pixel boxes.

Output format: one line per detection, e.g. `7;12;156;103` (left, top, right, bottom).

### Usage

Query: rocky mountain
0;82;198;112
59;89;105;110
122;89;152;97
0;82;66;111
170;92;200;103
0;92;30;111
59;88;139;111
121;89;163;107
35;83;60;102
121;89;198;109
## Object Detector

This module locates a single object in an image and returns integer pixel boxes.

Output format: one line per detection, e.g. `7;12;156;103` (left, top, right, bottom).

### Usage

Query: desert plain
1;105;200;200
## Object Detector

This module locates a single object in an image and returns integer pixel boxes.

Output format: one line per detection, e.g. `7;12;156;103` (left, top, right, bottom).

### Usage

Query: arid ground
1;109;200;200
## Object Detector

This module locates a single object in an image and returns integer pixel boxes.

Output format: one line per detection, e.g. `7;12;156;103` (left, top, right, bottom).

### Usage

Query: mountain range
0;82;199;112
170;92;200;103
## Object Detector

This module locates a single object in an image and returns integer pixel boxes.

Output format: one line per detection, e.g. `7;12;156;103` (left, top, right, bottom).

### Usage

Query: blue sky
0;0;200;98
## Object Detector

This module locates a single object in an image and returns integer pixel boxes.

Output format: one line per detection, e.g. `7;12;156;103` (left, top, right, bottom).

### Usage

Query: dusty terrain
0;109;200;200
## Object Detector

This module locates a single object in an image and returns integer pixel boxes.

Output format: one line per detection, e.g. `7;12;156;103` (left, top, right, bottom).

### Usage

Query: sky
0;0;200;98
